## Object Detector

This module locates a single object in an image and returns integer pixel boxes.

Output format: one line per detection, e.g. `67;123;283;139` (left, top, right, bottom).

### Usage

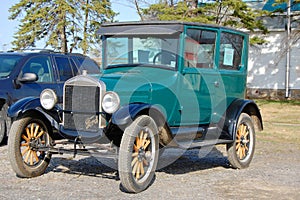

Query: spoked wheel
119;115;159;193
227;113;255;169
8;116;52;178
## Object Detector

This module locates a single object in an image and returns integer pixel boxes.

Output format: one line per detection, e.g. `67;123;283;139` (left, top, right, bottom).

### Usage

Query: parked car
7;22;263;193
0;50;100;143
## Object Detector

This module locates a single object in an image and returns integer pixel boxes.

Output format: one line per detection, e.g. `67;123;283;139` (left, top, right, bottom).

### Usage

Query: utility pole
285;0;291;98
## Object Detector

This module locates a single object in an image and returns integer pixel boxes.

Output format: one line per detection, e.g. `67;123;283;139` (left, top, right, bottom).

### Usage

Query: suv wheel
0;106;7;144
226;113;255;169
8;116;52;177
118;115;159;193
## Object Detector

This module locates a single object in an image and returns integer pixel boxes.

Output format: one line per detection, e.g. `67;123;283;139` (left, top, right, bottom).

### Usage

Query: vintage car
7;21;263;193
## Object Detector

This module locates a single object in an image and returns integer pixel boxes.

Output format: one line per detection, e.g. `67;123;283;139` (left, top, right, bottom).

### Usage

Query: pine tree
9;0;116;53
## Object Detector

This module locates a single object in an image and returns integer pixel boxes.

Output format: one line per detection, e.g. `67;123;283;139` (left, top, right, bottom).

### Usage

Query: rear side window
55;57;75;81
73;56;100;74
21;55;54;83
219;32;244;70
0;55;22;77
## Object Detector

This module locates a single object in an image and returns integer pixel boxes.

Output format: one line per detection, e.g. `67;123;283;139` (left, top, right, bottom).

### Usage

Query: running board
170;126;232;149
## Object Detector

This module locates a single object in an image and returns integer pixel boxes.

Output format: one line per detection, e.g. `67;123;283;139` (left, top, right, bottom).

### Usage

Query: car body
0;50;100;143
7;22;263;193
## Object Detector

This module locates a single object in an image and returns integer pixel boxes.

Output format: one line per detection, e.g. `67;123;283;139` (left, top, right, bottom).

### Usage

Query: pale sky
0;0;139;51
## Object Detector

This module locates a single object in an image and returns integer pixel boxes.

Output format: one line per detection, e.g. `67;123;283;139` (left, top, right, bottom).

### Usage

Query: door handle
214;81;220;88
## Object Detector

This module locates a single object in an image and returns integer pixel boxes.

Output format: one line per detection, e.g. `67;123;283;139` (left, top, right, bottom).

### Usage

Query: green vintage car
7;21;263;193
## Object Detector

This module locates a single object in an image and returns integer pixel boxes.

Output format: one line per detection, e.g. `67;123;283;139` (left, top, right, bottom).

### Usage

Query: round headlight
40;89;57;110
102;91;120;114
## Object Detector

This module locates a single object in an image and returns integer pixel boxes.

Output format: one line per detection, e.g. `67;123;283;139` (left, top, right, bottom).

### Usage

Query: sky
0;0;140;51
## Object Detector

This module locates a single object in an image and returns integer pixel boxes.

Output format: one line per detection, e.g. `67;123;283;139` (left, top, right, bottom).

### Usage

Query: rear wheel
227;113;255;169
0;106;7;144
8;116;52;177
118;115;159;193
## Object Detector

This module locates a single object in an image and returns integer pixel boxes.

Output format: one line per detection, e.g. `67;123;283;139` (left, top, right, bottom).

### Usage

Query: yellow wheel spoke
136;137;140;149
25;128;31;139
21;147;30;156
33;151;39;163
34;125;40;137
131;156;138;167
140;161;145;176
21;134;29;142
143;159;149;166
141;132;148;147
21;142;29;147
136;161;141;179
30;151;34;165
235;143;240;150
132;160;139;176
30;123;34;138
35;130;44;139
25;150;31;164
143;139;151;149
132;152;138;157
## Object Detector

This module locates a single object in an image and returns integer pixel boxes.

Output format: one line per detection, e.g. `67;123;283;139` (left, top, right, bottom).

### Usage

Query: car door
178;27;224;126
12;55;60;103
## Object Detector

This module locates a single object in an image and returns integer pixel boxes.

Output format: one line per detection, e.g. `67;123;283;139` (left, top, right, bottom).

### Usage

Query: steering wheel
153;51;176;65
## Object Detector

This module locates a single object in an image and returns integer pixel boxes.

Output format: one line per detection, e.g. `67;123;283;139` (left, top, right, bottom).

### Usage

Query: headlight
40;89;57;110
102;91;120;114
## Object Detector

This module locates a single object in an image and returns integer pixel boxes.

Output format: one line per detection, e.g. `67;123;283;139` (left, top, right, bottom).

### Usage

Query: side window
21;56;54;83
55;57;74;81
219;32;244;70
184;29;216;68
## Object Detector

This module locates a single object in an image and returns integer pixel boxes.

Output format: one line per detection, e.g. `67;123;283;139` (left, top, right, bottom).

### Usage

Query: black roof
97;21;248;36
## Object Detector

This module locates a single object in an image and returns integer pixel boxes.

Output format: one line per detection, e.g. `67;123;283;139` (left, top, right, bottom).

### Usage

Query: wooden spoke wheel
119;115;159;193
227;113;255;169
8;116;52;178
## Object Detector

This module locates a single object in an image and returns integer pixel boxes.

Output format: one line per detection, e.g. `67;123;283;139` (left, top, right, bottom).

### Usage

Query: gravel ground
0;132;299;200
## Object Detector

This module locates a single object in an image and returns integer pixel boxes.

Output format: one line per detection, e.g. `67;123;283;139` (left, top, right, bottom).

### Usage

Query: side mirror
18;73;38;83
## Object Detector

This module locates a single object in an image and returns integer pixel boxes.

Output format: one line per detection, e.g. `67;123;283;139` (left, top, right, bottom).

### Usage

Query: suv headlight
40;89;57;110
102;91;120;114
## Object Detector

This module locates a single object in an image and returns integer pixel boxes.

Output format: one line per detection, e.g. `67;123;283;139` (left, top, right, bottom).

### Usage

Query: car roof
0;50;87;57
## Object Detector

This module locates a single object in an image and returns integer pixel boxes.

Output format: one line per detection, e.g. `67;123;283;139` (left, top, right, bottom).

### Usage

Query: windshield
0;55;22;78
104;35;179;69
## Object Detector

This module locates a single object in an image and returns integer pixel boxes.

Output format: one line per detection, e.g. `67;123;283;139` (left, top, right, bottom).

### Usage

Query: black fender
8;97;61;130
220;99;263;140
112;103;167;128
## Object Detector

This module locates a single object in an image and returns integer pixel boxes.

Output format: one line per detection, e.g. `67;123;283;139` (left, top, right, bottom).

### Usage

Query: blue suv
0;50;100;144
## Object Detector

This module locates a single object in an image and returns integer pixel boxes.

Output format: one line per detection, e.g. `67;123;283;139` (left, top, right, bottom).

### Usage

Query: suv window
73;56;100;74
0;55;22;78
219;32;244;70
21;55;54;83
55;57;76;81
185;29;216;68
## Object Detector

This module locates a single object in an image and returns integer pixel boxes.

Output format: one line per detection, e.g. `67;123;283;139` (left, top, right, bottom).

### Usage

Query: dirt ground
0;100;299;200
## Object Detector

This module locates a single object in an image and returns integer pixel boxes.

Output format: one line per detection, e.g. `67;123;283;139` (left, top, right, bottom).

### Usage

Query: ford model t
7;21;263;193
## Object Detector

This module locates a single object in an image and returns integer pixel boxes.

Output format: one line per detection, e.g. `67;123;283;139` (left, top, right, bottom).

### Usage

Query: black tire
0;107;7;144
8;116;52;178
118;115;159;193
226;113;256;169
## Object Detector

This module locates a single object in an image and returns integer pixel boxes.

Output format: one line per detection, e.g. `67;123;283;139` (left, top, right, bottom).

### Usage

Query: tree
142;0;269;44
9;0;116;53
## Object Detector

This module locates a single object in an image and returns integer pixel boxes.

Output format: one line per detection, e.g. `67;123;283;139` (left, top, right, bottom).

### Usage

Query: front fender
112;103;166;127
221;99;263;140
8;97;61;130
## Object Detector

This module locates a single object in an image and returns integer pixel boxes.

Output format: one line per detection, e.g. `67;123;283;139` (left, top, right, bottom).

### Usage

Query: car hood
100;69;152;105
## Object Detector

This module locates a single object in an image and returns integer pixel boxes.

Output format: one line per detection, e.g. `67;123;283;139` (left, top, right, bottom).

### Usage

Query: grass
253;99;300;147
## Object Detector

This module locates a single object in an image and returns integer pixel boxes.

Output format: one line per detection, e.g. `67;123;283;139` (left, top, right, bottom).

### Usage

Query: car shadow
46;145;231;180
157;146;231;174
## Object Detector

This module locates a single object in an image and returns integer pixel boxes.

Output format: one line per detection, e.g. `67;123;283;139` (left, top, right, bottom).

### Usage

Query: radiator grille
64;85;100;132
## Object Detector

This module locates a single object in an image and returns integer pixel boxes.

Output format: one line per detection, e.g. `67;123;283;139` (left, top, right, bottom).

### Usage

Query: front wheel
118;115;159;193
8;116;52;178
227;113;256;169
